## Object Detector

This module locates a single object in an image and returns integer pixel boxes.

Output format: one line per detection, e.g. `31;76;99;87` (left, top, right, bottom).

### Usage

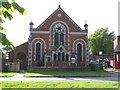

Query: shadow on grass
24;71;111;77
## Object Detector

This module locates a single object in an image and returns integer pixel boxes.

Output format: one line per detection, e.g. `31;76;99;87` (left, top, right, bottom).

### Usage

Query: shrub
89;62;100;71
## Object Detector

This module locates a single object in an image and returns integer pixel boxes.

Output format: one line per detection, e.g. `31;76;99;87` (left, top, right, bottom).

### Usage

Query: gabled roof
15;42;28;48
36;5;84;32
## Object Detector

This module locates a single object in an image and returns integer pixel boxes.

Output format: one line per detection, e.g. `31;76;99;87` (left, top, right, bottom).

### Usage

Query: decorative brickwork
9;5;89;70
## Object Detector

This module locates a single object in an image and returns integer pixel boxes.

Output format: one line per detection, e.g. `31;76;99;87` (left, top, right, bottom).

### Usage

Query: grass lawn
24;71;111;77
0;72;17;77
1;81;119;88
115;69;120;72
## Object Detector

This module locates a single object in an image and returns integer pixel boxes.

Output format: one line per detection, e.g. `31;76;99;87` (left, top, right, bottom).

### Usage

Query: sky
3;0;119;47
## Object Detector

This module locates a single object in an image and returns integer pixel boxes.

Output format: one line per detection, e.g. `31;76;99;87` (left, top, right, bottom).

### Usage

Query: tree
89;27;115;55
0;0;26;49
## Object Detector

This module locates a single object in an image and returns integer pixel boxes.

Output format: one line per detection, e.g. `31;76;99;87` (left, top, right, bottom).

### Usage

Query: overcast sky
3;0;119;46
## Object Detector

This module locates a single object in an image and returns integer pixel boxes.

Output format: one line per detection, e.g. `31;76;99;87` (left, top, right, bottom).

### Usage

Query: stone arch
72;39;86;61
49;21;70;50
16;52;27;70
31;38;46;63
73;39;86;52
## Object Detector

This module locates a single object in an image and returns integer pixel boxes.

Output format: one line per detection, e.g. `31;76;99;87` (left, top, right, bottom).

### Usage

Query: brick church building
9;5;89;70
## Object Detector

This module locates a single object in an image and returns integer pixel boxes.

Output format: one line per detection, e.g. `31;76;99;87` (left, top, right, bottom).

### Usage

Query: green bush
99;63;104;70
89;62;99;71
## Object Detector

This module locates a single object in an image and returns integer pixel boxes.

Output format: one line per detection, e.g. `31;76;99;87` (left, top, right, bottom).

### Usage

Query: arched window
66;54;69;61
60;33;64;45
58;52;61;61
54;54;57;61
36;43;41;61
55;32;59;45
77;43;82;61
62;52;65;61
54;23;65;46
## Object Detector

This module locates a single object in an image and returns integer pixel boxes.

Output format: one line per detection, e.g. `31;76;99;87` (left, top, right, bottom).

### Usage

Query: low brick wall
27;66;89;72
9;62;20;72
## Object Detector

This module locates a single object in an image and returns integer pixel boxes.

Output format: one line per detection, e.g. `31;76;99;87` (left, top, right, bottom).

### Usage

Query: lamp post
99;51;104;70
99;51;102;60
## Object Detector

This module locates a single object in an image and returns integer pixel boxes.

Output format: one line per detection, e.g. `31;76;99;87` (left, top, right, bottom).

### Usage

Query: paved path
0;77;118;82
13;70;25;78
13;73;24;78
0;75;119;82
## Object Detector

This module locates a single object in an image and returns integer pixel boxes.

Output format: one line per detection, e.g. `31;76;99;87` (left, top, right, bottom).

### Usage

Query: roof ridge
36;6;83;31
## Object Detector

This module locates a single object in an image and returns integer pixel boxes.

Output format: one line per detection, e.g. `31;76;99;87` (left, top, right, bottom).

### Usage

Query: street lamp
99;51;104;70
99;51;102;55
99;51;102;60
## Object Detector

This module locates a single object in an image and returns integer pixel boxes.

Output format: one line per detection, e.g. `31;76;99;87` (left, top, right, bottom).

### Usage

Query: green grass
1;81;118;88
115;69;120;72
24;71;111;77
0;72;17;77
0;81;2;90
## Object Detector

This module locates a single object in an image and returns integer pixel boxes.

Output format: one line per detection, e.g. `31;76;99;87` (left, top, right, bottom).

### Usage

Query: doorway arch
16;52;27;70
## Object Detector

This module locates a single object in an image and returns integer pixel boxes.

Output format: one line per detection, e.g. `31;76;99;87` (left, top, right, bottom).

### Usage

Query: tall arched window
36;43;41;61
66;54;69;61
62;52;65;61
55;32;59;45
54;23;65;46
77;43;82;61
60;33;64;45
58;52;61;61
54;54;57;61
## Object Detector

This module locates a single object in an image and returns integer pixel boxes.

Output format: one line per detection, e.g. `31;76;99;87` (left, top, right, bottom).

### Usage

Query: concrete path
0;77;118;82
13;70;25;78
0;75;119;82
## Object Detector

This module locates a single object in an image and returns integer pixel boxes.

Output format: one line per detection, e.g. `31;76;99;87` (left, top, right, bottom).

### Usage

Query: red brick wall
52;61;86;68
9;42;28;62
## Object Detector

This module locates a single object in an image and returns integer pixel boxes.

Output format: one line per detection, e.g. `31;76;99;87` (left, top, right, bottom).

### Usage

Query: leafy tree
0;0;26;49
89;27;115;55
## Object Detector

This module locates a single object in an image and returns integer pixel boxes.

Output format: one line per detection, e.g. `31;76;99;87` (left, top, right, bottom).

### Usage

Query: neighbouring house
114;35;120;69
9;5;89;70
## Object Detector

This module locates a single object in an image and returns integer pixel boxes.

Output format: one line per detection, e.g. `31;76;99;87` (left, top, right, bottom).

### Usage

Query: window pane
55;32;59;45
60;33;64;45
66;54;69;61
54;54;57;61
77;44;82;61
36;43;41;61
62;52;65;61
58;52;61;61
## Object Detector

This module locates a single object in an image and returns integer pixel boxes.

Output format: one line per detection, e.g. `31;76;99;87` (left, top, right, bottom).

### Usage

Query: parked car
98;59;111;69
